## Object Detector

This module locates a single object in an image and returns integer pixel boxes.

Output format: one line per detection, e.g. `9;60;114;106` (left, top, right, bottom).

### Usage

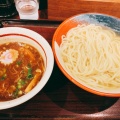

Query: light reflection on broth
0;42;45;101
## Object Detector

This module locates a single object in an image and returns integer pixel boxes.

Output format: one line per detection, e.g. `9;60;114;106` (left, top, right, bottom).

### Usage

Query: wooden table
48;0;120;20
0;19;120;120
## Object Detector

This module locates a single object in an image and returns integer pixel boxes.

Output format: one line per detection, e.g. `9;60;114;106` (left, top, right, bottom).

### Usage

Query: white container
0;27;54;110
14;0;39;20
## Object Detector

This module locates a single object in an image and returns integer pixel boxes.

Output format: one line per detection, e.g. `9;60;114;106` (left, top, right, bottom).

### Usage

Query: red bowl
52;13;120;97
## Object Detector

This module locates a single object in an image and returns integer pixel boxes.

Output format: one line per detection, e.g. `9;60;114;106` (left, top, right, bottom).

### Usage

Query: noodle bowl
52;13;120;97
0;27;54;109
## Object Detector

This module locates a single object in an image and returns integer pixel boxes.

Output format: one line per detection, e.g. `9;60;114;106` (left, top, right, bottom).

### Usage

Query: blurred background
0;0;47;18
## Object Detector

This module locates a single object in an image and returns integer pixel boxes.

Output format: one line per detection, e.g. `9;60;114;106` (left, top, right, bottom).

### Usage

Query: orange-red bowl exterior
52;13;120;97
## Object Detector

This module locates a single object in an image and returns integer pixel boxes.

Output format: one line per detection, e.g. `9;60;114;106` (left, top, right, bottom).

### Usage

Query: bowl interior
0;27;54;109
0;34;47;67
52;13;120;97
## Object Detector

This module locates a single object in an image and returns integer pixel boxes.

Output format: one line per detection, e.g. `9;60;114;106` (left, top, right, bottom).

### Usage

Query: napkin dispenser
0;0;17;18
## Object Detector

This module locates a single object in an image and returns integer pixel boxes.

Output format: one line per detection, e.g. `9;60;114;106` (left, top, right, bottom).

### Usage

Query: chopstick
0;19;62;28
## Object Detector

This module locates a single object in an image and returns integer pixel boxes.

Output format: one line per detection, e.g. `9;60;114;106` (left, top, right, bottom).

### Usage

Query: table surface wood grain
0;19;120;120
48;0;120;20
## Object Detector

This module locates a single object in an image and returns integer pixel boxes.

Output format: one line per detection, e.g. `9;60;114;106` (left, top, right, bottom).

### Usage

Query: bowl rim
52;13;120;97
0;27;54;110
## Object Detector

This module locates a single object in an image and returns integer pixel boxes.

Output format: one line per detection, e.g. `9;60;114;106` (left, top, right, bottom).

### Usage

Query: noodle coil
60;24;120;91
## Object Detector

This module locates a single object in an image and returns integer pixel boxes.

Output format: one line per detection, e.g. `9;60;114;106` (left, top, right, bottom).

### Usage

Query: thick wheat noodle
60;24;120;90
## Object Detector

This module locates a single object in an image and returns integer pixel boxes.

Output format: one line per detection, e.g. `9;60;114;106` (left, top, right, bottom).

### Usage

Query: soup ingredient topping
0;42;45;101
0;68;7;81
25;71;41;93
0;49;18;65
27;64;33;79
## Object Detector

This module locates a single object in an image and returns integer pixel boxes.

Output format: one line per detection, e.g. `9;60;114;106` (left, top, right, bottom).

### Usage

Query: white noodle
60;24;120;90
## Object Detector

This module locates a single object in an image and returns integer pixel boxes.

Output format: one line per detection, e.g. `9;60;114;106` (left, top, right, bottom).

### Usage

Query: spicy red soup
0;42;45;101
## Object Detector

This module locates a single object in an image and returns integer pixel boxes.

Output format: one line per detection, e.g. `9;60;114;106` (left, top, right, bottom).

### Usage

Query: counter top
0;19;120;120
48;0;120;20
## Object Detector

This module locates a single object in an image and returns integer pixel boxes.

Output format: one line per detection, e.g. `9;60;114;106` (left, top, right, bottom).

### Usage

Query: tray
0;19;120;120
